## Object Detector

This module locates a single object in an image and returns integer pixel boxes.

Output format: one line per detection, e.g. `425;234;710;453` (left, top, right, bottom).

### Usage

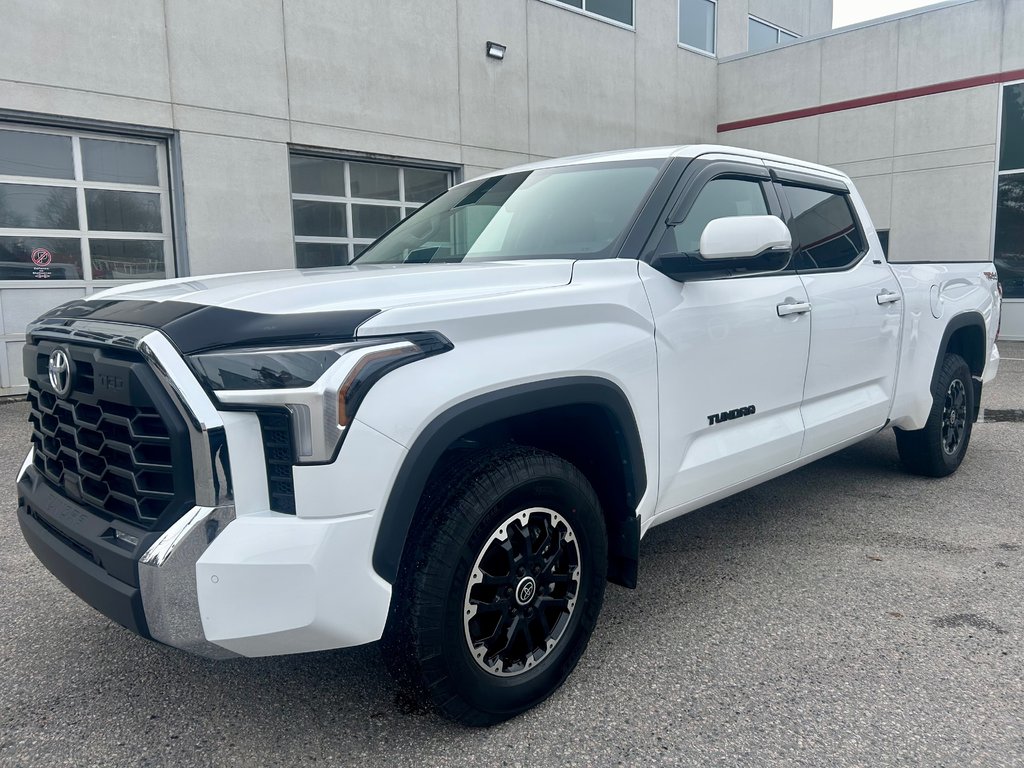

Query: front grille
25;340;194;531
258;410;296;514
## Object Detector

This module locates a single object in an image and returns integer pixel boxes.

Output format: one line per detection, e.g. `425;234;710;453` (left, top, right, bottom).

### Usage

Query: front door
640;161;811;518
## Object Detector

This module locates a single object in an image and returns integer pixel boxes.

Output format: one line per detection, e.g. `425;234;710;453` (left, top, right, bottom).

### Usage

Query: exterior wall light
486;41;506;60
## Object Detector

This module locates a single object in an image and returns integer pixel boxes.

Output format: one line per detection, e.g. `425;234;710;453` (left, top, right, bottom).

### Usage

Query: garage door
0;123;174;393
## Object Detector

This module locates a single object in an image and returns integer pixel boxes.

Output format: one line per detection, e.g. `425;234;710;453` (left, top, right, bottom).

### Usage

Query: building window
545;0;634;27
748;16;800;52
289;153;452;268
679;0;716;55
996;83;1024;299
0;124;173;281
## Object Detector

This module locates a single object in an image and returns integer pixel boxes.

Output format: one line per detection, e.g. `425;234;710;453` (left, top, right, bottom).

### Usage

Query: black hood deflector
34;300;380;354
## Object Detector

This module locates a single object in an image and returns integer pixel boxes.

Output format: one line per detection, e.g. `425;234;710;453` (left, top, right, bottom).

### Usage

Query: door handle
877;290;902;305
777;301;811;317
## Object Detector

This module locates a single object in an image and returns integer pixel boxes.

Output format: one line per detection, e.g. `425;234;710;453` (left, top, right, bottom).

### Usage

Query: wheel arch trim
933;310;987;381
371;376;647;584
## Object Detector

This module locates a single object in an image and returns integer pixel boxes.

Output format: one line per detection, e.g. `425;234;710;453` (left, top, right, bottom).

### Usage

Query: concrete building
0;0;1020;394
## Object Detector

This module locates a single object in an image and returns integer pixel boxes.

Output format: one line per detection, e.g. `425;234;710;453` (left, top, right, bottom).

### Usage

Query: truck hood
36;261;576;353
88;261;575;314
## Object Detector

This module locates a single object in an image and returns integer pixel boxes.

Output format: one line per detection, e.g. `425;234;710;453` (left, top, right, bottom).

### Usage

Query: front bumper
19;469;149;636
17;318;397;659
18;459;235;659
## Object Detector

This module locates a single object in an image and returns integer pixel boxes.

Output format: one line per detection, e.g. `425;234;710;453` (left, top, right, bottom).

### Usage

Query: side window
783;184;866;271
672;177;768;253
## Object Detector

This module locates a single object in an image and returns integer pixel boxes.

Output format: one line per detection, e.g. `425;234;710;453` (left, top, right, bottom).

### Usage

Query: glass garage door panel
289;154;453;268
0;236;82;280
349;162;400;200
295;243;349;269
0;130;74;179
81;139;159;185
405;168;449;203
0;184;78;230
89;239;166;280
0;124;174;391
292;200;346;238
290;155;345;197
85;189;162;232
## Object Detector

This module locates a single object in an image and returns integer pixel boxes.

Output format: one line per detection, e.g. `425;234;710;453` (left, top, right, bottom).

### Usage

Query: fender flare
931;311;986;382
931;311;986;422
371;376;647;584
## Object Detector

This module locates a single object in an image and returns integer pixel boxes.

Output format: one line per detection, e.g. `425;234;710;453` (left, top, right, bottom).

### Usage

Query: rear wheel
895;352;975;477
382;446;607;726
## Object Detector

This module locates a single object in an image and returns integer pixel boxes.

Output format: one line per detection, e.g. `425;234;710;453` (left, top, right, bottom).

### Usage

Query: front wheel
382;446;607;726
895;352;975;477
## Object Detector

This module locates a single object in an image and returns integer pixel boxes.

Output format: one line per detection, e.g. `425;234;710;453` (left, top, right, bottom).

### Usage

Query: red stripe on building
718;67;1024;133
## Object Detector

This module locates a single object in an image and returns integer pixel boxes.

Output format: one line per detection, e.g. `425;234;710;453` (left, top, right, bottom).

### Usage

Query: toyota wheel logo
48;348;73;398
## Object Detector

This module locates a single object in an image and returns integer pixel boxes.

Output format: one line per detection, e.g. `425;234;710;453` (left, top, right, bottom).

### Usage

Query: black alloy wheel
463;506;581;677
382;446;607;726
941;378;968;455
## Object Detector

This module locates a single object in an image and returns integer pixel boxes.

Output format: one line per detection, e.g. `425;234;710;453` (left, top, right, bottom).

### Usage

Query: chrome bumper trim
139;504;237;659
16;446;34;484
136;328;237;657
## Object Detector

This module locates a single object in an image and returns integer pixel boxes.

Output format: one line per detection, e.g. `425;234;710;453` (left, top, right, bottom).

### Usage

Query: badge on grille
47;348;73;399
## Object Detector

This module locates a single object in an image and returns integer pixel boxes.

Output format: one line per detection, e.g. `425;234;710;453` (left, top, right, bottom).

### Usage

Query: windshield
353;159;665;264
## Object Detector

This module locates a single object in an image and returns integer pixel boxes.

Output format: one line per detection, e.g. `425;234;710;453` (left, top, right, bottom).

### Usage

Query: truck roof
470;144;849;183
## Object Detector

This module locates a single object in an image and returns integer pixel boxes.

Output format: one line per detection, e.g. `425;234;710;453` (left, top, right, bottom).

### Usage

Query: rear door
639;159;811;516
771;168;902;456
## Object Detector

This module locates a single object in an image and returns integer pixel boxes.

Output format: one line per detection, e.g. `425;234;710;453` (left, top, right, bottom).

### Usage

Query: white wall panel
893;86;1000;157
177;133;294;276
895;0;1003;89
283;0;461;145
526;0;637;157
722;115;821;162
1004;0;1024;72
165;0;289;119
847;173;893;231
718;40;822;124
457;0;531;155
0;0;169;101
819;22;899;104
818;103;896;166
889;163;995;263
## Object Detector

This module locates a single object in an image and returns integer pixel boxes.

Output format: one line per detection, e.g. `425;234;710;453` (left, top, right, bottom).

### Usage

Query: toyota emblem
47;348;73;398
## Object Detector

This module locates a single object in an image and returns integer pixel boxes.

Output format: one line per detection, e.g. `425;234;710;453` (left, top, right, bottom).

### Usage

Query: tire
382;446;607;726
895;352;975;478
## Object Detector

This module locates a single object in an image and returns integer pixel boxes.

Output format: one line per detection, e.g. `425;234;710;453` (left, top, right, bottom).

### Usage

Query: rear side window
783;184;865;271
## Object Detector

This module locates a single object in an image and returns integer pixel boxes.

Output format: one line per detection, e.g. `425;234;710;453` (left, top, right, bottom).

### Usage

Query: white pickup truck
16;145;1000;725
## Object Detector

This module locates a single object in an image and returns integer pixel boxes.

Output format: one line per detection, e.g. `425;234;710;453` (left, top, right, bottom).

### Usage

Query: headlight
191;344;360;391
190;333;451;463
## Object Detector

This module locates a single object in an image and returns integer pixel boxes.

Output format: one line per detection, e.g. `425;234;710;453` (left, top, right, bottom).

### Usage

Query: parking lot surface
2;344;1022;767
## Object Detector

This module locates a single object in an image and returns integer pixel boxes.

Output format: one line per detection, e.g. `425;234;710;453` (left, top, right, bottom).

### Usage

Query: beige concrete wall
718;0;1015;266
0;0;832;289
0;0;761;284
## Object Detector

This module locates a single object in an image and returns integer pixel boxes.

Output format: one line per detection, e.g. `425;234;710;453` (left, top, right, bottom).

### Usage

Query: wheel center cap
515;576;537;605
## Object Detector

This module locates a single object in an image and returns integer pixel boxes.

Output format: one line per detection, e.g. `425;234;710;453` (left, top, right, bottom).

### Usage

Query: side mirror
698;215;792;260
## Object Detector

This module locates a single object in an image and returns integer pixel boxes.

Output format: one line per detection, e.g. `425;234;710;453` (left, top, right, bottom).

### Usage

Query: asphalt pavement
1;345;1022;767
